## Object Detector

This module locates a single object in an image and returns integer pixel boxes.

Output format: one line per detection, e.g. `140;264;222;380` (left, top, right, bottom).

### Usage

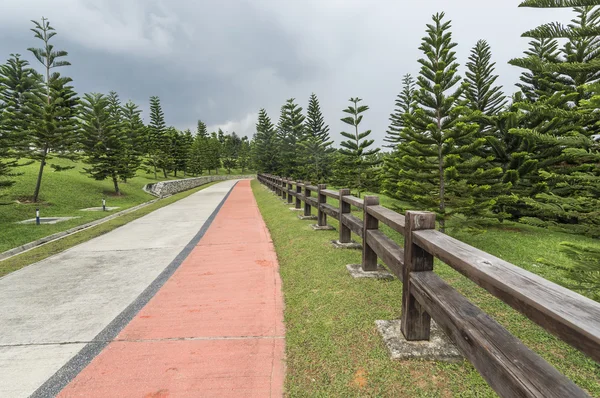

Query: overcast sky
0;0;573;147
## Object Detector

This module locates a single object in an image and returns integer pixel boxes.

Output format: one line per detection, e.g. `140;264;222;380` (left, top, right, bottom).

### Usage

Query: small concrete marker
36;208;40;225
298;214;317;220
289;207;303;212
375;319;463;362
102;198;106;212
346;263;394;280
331;240;362;250
311;224;335;231
18;217;79;225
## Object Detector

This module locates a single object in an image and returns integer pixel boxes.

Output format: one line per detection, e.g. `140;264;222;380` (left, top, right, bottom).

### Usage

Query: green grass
0;159;251;253
252;180;600;397
0;181;220;278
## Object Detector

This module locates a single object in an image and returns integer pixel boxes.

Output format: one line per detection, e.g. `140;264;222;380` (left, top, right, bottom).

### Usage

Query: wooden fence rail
257;173;600;398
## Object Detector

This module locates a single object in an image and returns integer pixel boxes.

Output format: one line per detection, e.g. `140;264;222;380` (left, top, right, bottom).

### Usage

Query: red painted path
59;180;285;397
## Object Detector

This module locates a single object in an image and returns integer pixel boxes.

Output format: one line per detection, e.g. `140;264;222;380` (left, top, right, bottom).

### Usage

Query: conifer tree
465;40;507;117
79;93;127;194
207;132;222;174
253;108;279;173
277;98;305;177
27;17;78;202
299;93;333;181
0;54;38;191
384;74;416;148
337;97;380;197
145;96;169;179
121;100;145;181
222;132;241;174
387;13;505;231
238;136;251;173
508;0;600;235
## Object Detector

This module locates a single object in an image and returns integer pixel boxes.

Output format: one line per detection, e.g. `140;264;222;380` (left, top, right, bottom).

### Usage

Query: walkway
0;180;285;397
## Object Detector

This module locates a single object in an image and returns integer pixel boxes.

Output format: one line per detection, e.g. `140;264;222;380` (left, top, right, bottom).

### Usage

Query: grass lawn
0;158;251;253
0;180;221;278
251;180;600;397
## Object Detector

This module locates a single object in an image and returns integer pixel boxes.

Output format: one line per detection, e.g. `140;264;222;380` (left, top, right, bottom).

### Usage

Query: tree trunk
174;169;178;178
33;145;49;203
163;168;168;179
112;173;121;196
153;164;157;180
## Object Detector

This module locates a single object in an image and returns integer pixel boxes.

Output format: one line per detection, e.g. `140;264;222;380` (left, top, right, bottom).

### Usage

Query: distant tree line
0;17;252;201
253;0;600;237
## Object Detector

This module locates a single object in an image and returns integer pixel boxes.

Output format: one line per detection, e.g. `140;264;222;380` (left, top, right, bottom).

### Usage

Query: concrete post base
375;319;463;362
331;240;362;250
289;208;303;212
311;224;335;231
298;215;318;220
346;264;394;280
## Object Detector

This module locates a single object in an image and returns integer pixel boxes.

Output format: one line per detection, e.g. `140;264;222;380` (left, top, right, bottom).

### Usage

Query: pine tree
238;136;251;173
253;108;280;173
507;1;600;235
207;132;222;174
145;96;169;179
79;93;127;195
512;38;563;101
121;100;145;181
277;98;305;177
384;74;416;148
0;54;38;191
337;97;381;197
299;93;333;182
465;40;507;117
387;13;505;231
27;17;78;202
222;132;241;174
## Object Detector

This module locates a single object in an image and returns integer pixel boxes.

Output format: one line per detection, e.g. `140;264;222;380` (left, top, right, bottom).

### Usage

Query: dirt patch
351;368;368;389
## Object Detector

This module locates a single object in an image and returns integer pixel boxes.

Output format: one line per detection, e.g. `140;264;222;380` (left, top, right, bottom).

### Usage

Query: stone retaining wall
144;175;255;197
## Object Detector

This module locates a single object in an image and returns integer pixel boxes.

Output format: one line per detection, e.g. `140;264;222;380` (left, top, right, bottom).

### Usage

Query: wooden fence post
287;179;293;204
339;189;351;243
295;181;302;209
304;181;312;217
317;184;328;227
281;178;287;200
401;211;436;341
362;196;379;272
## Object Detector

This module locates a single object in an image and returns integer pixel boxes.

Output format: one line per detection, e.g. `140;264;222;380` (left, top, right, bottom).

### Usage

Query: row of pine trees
253;1;600;237
0;18;251;202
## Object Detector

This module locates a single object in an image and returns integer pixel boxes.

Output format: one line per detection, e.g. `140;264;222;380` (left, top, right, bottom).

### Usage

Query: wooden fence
257;173;600;398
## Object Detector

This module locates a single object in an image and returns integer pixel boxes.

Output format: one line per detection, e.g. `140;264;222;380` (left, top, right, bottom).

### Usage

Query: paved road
58;180;285;397
0;180;284;397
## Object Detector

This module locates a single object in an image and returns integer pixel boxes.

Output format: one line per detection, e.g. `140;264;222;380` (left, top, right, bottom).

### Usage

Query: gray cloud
0;0;573;145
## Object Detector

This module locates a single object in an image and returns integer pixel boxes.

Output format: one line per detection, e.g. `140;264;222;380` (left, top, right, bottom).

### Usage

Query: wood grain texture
410;271;590;398
402;211;436;341
339;189;352;243
320;203;340;219
362;196;380;272
342;195;364;209
321;189;340;199
366;229;404;280
341;214;364;238
367;205;406;234
413;229;600;362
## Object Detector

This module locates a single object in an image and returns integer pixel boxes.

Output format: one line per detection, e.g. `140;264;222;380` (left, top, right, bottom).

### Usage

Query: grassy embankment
251;179;600;397
0;159;249;275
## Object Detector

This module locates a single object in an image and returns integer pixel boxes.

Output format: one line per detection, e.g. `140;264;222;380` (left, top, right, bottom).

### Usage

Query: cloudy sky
0;0;573;147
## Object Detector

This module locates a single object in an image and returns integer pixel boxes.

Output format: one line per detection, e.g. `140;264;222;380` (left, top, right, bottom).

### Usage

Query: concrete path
0;180;285;397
